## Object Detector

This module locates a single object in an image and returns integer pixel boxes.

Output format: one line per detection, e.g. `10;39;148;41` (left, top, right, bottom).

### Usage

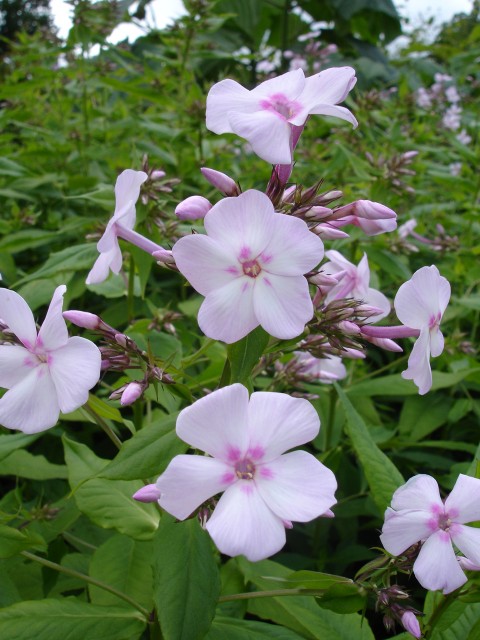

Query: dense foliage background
0;1;479;638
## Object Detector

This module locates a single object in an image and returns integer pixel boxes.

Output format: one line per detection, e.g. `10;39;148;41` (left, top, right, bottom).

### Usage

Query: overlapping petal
0;344;37;389
250;69;305;101
37;285;68;351
0;288;37;349
450;525;480;566
395;265;451;329
413;531;467;594
401;328;432;395
380;509;435;556
229;110;293;165
390;474;443;512
206;79;257;133
113;169;148;228
445;474;480;524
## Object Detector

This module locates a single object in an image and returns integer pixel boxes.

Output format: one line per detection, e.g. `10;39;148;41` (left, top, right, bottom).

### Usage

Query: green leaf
0;599;146;640
89;534;153;610
0;525;46;559
398;395;452;441
348;369;480;397
431;601;480;640
63;436;159;540
153;516;221;640
99;412;185;480
87;394;126;424
283;570;354;591
0;450;67;480
336;384;404;513
206;616;304;639
317;583;367;614
0;433;39;464
227;326;270;385
14;244;98;286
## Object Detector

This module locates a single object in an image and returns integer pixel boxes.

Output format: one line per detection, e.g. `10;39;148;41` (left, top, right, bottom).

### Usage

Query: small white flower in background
456;129;472;145
0;286;101;433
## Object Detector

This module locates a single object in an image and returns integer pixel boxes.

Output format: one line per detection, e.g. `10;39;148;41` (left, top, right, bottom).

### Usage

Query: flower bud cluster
365;150;417;194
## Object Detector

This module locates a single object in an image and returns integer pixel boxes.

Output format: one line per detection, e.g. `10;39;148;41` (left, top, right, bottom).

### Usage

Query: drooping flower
322;250;390;321
206;67;357;165
172;189;324;344
394;266;450;395
380;474;480;594
0;286;101;433
86;170;148;285
150;383;337;561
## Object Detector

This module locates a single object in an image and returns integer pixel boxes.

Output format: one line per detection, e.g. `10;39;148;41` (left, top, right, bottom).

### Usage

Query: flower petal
450;524;480;566
253;273;313;339
198;277;258;344
113;169;148;228
206;79;257;134
394;266;451;329
0;288;37;349
37;285;68;351
300;67;357;107
0;365;60;433
256;451;337;522
0;344;38;388
380;510;435;556
48;337;101;413
401;327;432;395
391;474;443;512
247;391;320;459
227;110;293;165
413;530;467;594
157;455;236;520
430;327;445;358
445;474;480;524
250;68;305;101
206;481;286;561
296;103;358;128
176;383;250;462
364;288;391;322
86;245;122;285
172;234;240;296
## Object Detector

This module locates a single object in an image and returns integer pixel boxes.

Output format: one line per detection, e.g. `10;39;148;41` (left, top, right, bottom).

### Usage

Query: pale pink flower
322;250;390;321
206;67;357;164
154;383;337;561
291;352;347;383
86;170;148;285
172;190;324;344
380;474;480;594
394;266;450;395
0;286;101;433
456;129;472;145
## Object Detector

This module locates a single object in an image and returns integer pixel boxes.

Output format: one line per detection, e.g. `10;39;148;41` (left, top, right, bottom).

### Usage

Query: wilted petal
206;481;286;561
256;450;337;522
176;383;250;462
37;285;68;351
198;277;258;344
391;474;443;512
253;273;313;339
380;510;435;556
0;288;37;349
48;337;101;413
401;327;432;395
206;79;257;134
445;474;480;524
247;391;320;459
413;530;467;594
450;524;480;566
0;365;60;433
228;110;293;165
157;455;236;520
0;344;37;388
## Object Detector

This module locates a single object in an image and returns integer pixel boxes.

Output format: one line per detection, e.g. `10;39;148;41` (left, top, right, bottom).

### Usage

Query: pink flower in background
394;266;450;395
172;190;324;343
0;286;101;433
153;384;337;561
380;474;480;594
206;67;357;164
322;250;391;321
86;170;148;285
291;352;347;383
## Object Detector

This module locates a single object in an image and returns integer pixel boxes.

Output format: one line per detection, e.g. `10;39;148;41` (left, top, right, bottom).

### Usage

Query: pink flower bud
201;167;239;196
282;185;297;202
355;200;396;220
132;483;161;503
342;348;366;359
152;248;176;266
401;151;419;161
175;195;212;220
150;169;166;180
312;224;349;239
364;335;403;352
114;333;128;348
338;320;360;334
305;206;332;220
120;381;144;406
63;310;102;330
401;611;421;639
308;272;342;287
321;509;335;518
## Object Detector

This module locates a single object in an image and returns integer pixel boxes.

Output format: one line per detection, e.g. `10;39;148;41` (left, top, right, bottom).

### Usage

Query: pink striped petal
206;482;286;561
0;344;37;388
380;510;435;556
176;384;250;463
255;451;337;522
37;285;68;351
0;288;37;349
413;530;467;593
445;474;480;524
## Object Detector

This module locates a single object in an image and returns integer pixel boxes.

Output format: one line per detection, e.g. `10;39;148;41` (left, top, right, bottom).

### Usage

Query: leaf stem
83;403;123;450
21;550;150;619
218;587;323;602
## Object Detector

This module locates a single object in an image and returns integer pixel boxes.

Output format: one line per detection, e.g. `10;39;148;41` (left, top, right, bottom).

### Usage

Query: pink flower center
242;259;262;278
429;312;442;330
235;458;256;480
259;93;301;121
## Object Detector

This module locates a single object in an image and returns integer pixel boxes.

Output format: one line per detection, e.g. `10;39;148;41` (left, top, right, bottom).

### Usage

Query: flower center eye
437;513;452;531
242;259;262;278
235;458;256;480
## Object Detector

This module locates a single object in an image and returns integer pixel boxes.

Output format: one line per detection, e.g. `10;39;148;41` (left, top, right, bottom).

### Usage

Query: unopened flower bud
342;347;366;359
338;320;360;334
312;224;349;239
282;185;297;202
400;611;421;638
175;195;212;220
364;335;403;352
114;333;128;348
150;169;166;180
201;167;240;196
304;206;332;220
132;484;161;503
120;381;144;406
63;310;102;330
308;272;342;287
152;248;176;267
401;151;419;162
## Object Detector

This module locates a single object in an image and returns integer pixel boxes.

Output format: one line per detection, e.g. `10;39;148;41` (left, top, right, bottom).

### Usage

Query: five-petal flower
206;67;357;165
380;474;480;594
154;383;337;561
0;286;101;433
172;189;324;344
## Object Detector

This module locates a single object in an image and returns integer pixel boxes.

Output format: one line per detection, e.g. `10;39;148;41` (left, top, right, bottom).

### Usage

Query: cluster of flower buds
393;219;459;254
63;310;174;406
365;150;418;195
140;154;181;205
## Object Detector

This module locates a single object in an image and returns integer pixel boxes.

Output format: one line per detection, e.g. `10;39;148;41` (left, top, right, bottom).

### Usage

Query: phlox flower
86;169;148;285
291;352;347;383
172;189;324;344
380;474;480;594
153;384;337;561
0;286;101;433
206;67;357;165
394;266;450;395
322;250;390;321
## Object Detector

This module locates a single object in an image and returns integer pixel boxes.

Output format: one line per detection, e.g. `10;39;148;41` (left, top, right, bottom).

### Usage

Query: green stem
83;403;123;450
324;385;337;450
219;588;324;602
352;354;409;384
181;339;215;368
21;551;150;619
127;253;135;323
426;592;458;636
62;531;98;551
